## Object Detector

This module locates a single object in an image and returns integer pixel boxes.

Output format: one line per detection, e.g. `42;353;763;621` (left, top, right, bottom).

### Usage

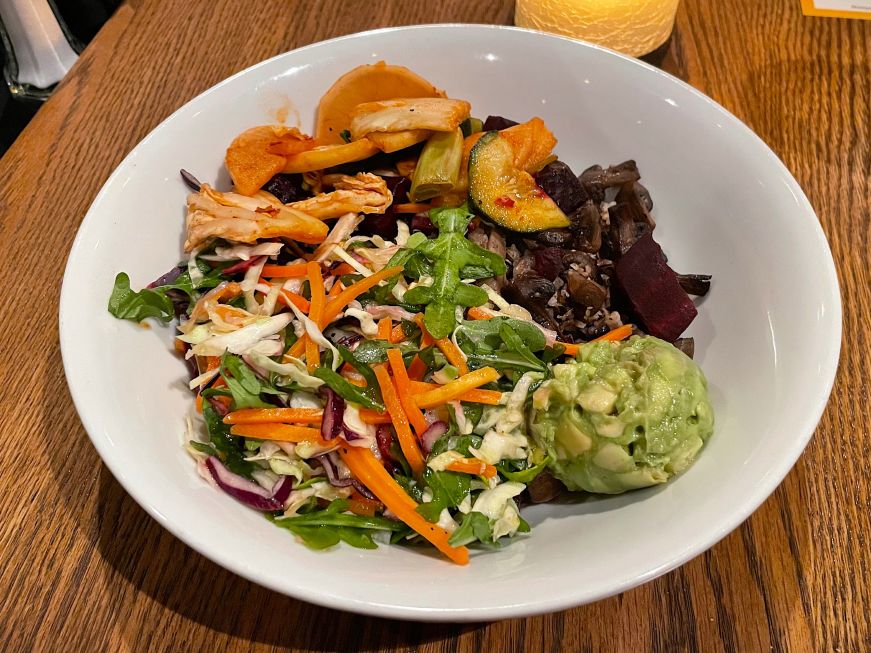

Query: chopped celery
409;128;463;201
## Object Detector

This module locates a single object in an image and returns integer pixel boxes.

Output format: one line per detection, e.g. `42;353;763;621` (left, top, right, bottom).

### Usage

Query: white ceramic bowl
60;25;841;621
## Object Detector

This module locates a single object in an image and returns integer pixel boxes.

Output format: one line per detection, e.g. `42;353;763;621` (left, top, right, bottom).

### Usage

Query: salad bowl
59;24;840;621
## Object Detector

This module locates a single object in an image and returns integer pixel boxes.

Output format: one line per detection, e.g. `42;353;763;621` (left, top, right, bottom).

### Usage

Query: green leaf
448;512;493;547
396;204;507;339
268;501;406;551
201;401;254;478
339;129;352;143
415;469;472;523
314;366;384;411
219;353;274;409
455;317;546;355
497;457;551;483
108;273;175;322
108;263;223;323
499;323;546;372
467;351;549;373
337;345;381;397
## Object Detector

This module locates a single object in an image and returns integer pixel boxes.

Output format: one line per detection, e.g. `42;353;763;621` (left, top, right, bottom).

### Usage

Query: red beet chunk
615;233;697;341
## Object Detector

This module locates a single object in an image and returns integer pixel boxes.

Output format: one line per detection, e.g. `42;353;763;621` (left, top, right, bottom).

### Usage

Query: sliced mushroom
535;228;574;247
527;471;565;503
567;271;607;309
673;337;695;358
608;202;653;256
503;275;560;331
569;200;602;253
677;274;712;296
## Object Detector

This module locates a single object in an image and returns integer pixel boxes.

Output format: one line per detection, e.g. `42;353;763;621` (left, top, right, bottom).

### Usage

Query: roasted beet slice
535;161;587;214
615;233;697;341
482;115;519;131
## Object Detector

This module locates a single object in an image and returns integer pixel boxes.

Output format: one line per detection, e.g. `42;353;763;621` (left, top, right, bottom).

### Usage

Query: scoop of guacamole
530;335;714;494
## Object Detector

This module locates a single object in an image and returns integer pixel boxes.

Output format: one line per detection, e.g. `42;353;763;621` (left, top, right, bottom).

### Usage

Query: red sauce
495;195;515;208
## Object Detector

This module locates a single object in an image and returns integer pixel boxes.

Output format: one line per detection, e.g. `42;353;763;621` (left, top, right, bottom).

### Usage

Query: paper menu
801;0;871;18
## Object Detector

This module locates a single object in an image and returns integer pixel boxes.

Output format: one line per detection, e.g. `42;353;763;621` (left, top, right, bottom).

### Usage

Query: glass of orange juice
515;0;680;58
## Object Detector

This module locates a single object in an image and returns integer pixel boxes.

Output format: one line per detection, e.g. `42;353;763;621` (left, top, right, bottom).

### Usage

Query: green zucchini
468;131;570;232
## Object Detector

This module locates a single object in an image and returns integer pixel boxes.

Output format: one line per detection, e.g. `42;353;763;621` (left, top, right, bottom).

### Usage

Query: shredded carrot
331;263;356;276
414;367;500;409
347;496;380;517
286;335;307;360
358;410;392;425
387;348;429;436
373;364;425;476
593;324;634;343
319;265;403;328
205;356;221;372
414;313;435;347
377;317;392;341
342;370;367;387
174;338;187;355
195;394;204;414
408;381;503;406
446;458;498;479
434;338;469;375
261;263;308;278
392;202;432;214
407;355;428;381
305;261;325;372
223;408;323;425
229;423;328;446
466;306;494;320
327;279;344;298
554;325;634;357
259;281;310;312
337;444;469;565
279;291;311;313
389;323;406;344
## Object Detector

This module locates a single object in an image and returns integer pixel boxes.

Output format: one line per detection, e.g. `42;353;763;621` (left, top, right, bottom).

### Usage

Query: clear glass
0;0;80;101
515;0;680;58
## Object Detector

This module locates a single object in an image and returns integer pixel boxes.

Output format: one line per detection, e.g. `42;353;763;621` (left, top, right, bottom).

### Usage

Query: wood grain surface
0;0;868;650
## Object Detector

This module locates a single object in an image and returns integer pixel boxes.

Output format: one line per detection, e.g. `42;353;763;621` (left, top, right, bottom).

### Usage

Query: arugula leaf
499;323;547;372
268;500;405;551
394;473;424;503
416;469;472;522
497;457;551;483
455;317;546;355
400;204;506;338
448;512;494;547
314;366;384;411
337;345;381;399
108;263;222;323
201;401;254;477
108;273;175;322
188;441;218;457
467;351;549;373
219;352;274;409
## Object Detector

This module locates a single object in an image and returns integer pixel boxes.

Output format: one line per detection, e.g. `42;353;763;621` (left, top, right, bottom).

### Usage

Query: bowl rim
59;23;842;621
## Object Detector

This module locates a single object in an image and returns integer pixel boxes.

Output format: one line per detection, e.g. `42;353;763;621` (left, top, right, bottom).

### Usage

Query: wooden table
1;0;868;650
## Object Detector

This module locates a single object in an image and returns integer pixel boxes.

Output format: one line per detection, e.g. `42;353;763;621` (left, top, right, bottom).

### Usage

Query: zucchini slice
468;131;570;232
